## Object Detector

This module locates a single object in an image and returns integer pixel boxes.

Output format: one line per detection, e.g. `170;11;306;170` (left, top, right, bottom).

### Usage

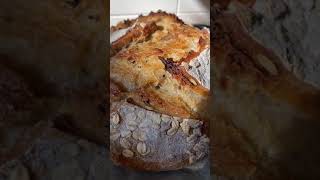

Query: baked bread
110;99;209;171
110;11;210;171
110;11;210;119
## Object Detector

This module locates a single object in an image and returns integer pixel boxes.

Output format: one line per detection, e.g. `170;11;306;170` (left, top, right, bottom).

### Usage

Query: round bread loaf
109;11;210;171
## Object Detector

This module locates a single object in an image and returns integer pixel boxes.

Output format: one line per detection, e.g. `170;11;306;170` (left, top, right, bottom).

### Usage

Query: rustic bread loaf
110;12;210;171
110;11;210;119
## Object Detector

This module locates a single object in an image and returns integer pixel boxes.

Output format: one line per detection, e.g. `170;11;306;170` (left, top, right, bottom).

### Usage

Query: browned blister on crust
110;11;210;119
109;11;210;171
111;22;159;56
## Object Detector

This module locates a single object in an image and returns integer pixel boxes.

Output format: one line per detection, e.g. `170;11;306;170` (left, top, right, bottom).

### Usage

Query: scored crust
110;11;210;119
109;11;210;171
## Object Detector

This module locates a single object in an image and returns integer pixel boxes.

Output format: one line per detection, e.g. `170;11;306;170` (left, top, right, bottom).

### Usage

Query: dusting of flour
184;48;210;89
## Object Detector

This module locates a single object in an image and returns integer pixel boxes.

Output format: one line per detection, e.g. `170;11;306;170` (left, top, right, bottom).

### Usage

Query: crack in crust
159;57;200;87
110;11;210;119
109;11;211;172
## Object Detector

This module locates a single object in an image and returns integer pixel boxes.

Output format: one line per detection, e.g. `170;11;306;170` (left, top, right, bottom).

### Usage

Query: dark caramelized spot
138;92;151;105
158;25;164;31
159;57;180;75
159;57;200;86
128;56;136;64
124;19;132;26
145;99;150;104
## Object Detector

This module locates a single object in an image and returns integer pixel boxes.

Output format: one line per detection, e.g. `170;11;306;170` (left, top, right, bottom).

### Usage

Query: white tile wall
177;12;210;25
178;0;210;13
110;0;178;15
110;0;210;26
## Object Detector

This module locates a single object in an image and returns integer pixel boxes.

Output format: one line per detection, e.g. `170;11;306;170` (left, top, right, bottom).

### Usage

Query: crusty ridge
110;10;185;32
110;11;210;119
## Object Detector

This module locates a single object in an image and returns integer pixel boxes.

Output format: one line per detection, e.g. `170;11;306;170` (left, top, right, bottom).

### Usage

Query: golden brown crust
110;10;186;32
128;87;193;118
111;22;159;56
110;11;210;171
111;151;189;171
110;19;137;33
110;12;210;119
159;57;208;94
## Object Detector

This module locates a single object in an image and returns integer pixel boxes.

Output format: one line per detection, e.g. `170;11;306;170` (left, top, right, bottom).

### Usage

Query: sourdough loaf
110;11;210;171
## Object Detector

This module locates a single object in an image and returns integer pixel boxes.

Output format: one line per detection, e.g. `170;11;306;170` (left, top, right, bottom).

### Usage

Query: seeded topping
110;101;209;168
109;11;210;171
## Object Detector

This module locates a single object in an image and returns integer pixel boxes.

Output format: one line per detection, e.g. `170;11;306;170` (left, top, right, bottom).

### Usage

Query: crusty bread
110;11;210;119
110;11;210;171
110;99;209;171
